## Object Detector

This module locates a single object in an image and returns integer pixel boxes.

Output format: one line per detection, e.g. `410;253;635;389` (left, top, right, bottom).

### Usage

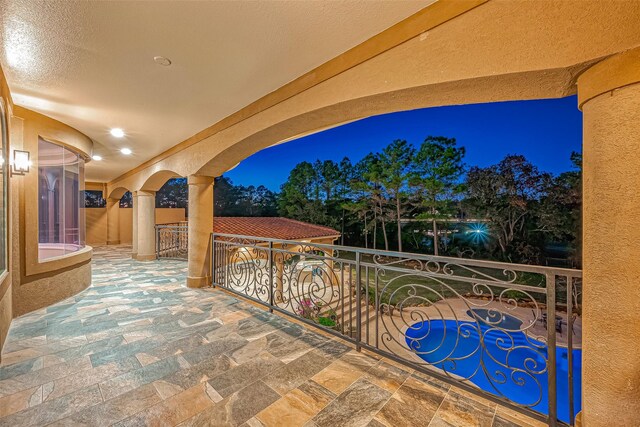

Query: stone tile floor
0;246;544;427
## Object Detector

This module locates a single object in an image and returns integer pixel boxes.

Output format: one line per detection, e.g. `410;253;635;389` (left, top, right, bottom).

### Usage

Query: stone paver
0;245;543;427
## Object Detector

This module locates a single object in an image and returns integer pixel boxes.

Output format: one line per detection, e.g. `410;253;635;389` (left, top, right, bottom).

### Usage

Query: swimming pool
405;319;581;423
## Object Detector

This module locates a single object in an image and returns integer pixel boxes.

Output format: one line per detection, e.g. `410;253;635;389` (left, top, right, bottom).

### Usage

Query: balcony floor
0;246;543;427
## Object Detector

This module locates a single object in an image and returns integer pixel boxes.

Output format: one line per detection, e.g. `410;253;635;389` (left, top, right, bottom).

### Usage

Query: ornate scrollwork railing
155;224;188;259
211;232;582;427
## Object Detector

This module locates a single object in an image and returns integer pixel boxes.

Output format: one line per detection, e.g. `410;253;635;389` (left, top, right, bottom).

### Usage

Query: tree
411;136;466;256
156;178;188;208
278;161;325;224
465;155;550;262
537;152;582;266
214;176;242;215
84;190;106;208
379;140;415;252
361;153;390;250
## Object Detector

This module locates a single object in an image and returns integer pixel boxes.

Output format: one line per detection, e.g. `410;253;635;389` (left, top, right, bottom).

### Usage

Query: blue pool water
405;319;581;423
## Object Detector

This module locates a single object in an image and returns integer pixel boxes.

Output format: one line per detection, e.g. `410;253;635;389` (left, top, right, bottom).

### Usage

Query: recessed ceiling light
110;128;125;138
92;155;102;161
120;148;132;155
153;56;172;66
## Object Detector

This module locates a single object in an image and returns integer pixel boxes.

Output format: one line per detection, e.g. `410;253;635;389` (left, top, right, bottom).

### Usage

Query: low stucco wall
86;208;107;246
86;207;186;245
12;259;91;318
0;284;11;356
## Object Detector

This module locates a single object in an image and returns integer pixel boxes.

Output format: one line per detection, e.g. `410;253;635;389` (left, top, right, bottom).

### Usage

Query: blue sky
226;95;583;191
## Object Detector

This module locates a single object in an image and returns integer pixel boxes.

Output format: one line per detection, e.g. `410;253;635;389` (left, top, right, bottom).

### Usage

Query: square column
187;175;214;288
133;190;156;261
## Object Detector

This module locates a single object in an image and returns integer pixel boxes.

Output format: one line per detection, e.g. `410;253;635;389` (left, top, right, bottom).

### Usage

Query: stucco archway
107;186;130;201
139;169;181;193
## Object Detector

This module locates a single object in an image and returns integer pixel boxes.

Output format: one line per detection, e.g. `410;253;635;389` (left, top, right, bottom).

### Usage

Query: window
84;190;106;208
38;137;86;260
119;191;133;208
0;99;7;273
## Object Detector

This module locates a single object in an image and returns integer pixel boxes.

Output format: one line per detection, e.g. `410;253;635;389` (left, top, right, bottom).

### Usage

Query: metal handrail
211;232;582;278
209;232;582;427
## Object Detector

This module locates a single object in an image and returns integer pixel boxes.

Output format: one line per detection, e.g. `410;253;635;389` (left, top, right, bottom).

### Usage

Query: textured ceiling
0;0;431;182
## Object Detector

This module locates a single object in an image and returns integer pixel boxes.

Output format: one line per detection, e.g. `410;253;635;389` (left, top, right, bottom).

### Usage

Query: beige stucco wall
86;208;107;245
9;107;95;319
87;207;186;245
0;63;13;356
156;208;186;225
119;208;133;244
11;262;91;317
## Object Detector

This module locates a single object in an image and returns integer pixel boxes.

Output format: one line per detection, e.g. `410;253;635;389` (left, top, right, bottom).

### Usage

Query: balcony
0;244;552;427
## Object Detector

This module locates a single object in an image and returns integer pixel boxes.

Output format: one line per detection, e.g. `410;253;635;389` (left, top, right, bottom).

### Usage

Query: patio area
0;246;542;427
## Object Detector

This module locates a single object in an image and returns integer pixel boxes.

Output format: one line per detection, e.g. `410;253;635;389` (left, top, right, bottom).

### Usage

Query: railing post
268;241;274;313
355;251;362;352
566;275;575;426
546;273;558;427
211;234;216;288
155;226;159;259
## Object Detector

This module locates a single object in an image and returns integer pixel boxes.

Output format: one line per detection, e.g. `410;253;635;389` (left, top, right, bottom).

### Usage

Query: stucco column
578;47;640;427
106;197;120;245
187;175;214;288
133;190;156;261
132;193;138;258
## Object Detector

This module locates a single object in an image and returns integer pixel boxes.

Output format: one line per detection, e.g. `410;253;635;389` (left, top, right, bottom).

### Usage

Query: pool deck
0;245;544;427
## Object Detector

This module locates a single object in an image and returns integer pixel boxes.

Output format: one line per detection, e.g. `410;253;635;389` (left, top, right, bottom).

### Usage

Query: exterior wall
119;208;133;244
0;64;12;356
9;107;94;319
11;262;91;317
86;207;186;245
86;208;107;245
156;208;186;225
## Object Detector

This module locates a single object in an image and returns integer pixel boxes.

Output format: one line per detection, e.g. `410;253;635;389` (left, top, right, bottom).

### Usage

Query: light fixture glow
110;128;125;138
11;149;32;176
120;148;132;155
467;223;489;245
92;155;102;161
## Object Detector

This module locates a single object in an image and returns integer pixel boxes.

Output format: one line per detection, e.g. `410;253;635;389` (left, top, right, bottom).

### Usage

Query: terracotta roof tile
213;217;340;240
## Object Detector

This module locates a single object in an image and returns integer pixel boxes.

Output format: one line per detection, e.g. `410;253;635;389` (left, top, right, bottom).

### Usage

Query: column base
133;254;155;261
187;275;211;288
107;240;121;245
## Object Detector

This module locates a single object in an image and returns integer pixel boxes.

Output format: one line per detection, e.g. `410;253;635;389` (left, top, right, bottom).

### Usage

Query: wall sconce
11;149;31;176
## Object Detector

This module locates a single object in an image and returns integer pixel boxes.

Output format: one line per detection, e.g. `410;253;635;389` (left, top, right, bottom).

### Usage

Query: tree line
86;135;581;266
276;136;581;266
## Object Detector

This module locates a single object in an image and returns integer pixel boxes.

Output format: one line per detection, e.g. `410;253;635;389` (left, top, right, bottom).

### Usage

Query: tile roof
213;217;340;241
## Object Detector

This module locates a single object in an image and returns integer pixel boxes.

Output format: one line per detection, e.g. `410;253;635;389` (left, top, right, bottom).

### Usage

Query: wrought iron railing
155;223;188;259
211;232;582;427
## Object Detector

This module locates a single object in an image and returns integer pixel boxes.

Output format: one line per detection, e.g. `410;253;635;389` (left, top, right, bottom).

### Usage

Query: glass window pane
64;147;78;254
38;138;85;260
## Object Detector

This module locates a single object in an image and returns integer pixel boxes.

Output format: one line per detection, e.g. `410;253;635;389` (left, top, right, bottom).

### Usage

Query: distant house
212;217;342;295
213;217;340;244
